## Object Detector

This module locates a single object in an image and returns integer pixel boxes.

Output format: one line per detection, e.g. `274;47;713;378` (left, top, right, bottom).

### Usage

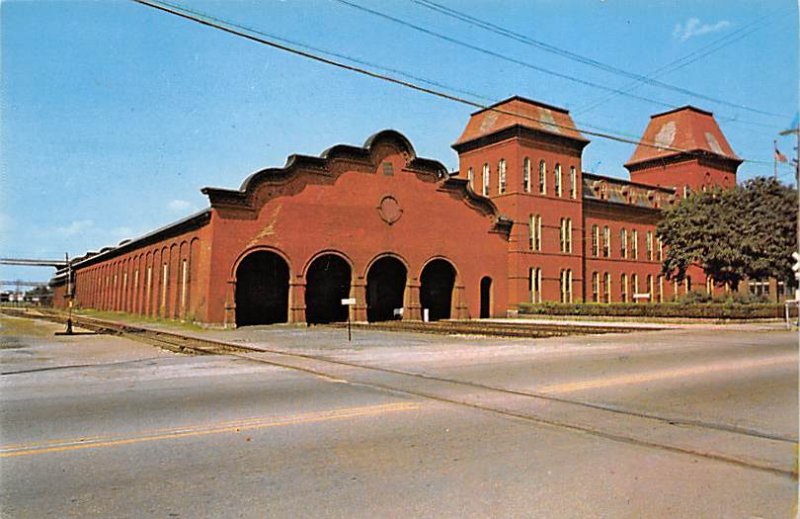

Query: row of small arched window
466;159;578;199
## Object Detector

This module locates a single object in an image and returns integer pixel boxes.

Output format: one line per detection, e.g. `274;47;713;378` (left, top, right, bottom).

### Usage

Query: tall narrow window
529;215;543;252
529;215;536;251
603;226;611;258
632;230;639;259
560;270;572;303
632;273;639;299
161;263;169;312
467;167;474;190
620;228;628;258
646;231;654;261
146;266;153;311
538;160;546;195
554;163;562;197
180;259;188;314
621;273;628;303
566;269;573;303
685;276;691;293
647;275;654;300
569;166;577;199
566;218;572;253
657;237;663;262
591;225;599;256
604;272;612;303
529;267;542;303
559;218;565;253
482;163;490;196
591;272;599;302
658;275;664;303
523;158;531;193
498;159;507;194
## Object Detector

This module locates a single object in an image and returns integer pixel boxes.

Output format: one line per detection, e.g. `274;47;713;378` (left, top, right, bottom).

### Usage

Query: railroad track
338;319;654;338
2;307;795;478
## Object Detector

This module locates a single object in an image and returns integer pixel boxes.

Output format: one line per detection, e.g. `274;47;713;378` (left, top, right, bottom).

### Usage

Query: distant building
50;96;779;326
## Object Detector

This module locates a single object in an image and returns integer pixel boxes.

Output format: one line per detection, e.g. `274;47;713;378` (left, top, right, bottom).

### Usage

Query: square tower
624;106;742;197
453;96;590;308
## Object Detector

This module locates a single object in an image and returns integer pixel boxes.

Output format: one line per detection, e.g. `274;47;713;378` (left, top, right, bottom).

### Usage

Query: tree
737;177;797;285
656;177;798;291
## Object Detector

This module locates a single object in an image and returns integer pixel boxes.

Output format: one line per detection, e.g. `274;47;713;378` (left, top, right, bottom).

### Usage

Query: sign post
341;298;356;341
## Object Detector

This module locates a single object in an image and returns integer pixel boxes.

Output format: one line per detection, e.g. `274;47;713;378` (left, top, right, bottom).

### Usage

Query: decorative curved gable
200;129;511;237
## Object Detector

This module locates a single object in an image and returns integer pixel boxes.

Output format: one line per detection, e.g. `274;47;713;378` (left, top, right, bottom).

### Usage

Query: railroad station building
52;96;747;326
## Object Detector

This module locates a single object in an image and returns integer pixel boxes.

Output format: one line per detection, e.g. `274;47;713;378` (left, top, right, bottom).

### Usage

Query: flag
775;146;788;163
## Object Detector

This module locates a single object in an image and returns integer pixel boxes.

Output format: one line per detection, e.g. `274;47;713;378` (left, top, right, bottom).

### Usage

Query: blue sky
2;0;798;284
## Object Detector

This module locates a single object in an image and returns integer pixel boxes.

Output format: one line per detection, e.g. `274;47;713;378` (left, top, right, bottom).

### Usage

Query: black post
65;252;73;335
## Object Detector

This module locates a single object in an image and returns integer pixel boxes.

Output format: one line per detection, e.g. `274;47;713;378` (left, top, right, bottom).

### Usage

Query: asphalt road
1;315;797;518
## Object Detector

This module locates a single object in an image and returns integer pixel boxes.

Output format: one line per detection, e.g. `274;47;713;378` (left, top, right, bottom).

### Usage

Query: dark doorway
367;257;407;322
235;251;290;326
480;276;492;318
305;254;351;324
420;259;456;321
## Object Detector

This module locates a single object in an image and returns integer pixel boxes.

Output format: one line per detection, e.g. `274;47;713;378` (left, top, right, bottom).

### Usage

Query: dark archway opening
235;251;290;326
420;259;456;321
480;276;492;318
305;254;351;324
367;257;407;322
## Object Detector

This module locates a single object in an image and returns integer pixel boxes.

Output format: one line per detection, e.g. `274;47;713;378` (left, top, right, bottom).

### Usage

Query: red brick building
52;97;747;326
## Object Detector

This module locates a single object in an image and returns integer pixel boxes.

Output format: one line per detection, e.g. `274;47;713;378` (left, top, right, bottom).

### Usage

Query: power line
331;0;679;111
574;12;778;115
409;0;784;119
131;0;779;168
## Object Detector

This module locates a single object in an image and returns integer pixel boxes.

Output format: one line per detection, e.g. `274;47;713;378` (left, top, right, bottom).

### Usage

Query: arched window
603;226;611;258
569;166;577;199
554;163;562;197
604;272;612;303
620;228;628;259
647;275;654;300
529;214;542;252
559;218;572;253
538;160;546;195
523;158;531;193
467;167;474;190
591;272;599;302
632;273;639;300
591;225;599;256
498;159;507;194
646;231;654;261
482;163;490;196
632;230;639;259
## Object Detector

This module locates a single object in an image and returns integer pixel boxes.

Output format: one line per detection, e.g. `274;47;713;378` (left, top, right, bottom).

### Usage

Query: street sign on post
341;298;356;341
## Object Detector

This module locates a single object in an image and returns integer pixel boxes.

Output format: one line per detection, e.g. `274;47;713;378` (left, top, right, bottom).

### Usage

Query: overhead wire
574;12;779;116
409;0;784;120
330;0;680;111
131;0;781;169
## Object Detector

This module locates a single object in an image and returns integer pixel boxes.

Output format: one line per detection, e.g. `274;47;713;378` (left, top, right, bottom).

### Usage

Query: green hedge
517;302;791;319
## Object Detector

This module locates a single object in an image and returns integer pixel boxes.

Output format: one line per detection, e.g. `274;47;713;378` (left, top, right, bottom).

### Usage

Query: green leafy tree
737;177;797;285
656;177;797;291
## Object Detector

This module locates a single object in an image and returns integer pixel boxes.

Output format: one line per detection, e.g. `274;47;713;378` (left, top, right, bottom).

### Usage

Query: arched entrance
480;276;492;318
235;251;290;326
305;254;351;324
367;256;407;322
420;259;456;321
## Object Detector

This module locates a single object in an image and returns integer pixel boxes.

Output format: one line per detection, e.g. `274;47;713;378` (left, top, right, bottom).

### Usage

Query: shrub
517;302;786;319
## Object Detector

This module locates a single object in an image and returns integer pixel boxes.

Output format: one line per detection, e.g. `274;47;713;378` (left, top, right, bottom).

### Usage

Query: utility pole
779;124;800;298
